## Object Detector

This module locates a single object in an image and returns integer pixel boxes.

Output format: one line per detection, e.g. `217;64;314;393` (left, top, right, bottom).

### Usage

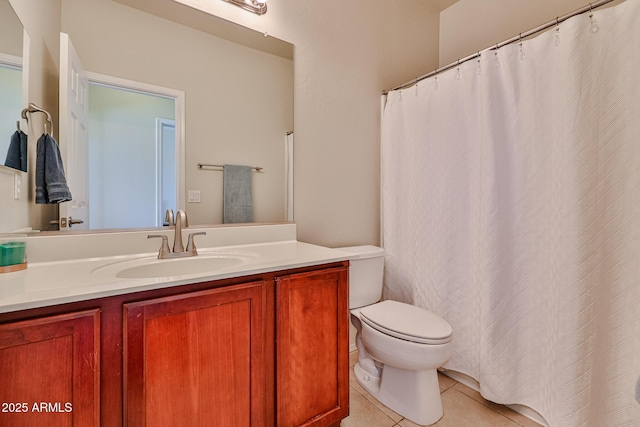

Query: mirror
0;0;26;173
16;0;293;232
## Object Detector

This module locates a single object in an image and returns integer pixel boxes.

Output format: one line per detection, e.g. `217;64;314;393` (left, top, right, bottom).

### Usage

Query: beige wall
61;0;293;226
172;0;442;247
439;0;623;67
277;0;440;248
1;0;438;239
0;0;22;56
293;2;440;248
3;0;621;241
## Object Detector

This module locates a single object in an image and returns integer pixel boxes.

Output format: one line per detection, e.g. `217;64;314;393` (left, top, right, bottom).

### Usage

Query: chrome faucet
173;210;188;253
148;210;206;259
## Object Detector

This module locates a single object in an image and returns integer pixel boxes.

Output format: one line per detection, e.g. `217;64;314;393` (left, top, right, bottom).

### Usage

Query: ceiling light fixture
222;0;267;15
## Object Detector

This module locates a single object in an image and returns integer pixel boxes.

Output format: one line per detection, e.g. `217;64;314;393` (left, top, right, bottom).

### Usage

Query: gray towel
4;130;27;172
35;134;72;204
223;164;253;223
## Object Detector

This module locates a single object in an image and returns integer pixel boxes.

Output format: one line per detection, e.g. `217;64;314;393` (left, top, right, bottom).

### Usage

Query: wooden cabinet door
123;281;265;427
276;266;349;427
0;309;101;427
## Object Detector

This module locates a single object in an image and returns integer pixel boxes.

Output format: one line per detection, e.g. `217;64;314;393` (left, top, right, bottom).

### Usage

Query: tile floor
343;351;543;427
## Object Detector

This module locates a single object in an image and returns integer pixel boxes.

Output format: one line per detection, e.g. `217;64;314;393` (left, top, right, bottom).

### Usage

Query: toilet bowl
338;246;453;426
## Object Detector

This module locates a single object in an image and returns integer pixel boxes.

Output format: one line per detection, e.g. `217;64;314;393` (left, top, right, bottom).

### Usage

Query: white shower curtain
381;1;640;426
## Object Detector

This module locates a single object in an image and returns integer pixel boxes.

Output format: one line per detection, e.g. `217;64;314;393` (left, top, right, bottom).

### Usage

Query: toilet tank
336;246;385;309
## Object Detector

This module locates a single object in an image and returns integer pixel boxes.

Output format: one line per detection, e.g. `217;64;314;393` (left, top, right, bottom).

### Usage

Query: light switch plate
188;190;201;203
14;173;21;200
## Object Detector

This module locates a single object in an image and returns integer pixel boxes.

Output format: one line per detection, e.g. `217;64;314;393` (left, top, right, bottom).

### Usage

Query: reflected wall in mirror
2;0;293;232
55;0;294;231
0;0;25;173
88;80;177;230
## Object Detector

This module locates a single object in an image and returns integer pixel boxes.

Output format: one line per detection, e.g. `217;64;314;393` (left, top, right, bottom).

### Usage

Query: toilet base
354;363;443;426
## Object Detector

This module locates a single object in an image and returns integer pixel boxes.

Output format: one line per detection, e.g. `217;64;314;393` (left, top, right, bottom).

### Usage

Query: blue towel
223;164;253;223
35;134;72;204
4;130;27;172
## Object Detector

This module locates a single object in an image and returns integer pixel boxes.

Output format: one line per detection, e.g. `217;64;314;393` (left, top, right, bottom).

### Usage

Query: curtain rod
383;0;618;94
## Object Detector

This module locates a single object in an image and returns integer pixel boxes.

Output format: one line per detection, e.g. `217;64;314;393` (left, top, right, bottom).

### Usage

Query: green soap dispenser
0;234;27;273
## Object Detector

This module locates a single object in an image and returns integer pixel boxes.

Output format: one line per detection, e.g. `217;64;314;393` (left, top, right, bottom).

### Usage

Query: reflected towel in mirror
4;130;28;172
35;134;72;204
223;164;253;223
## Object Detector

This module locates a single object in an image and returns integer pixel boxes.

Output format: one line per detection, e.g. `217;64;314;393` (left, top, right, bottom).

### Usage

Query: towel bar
21;103;55;140
197;163;263;172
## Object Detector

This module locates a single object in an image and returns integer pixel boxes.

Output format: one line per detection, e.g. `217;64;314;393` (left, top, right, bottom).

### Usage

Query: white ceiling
424;0;459;12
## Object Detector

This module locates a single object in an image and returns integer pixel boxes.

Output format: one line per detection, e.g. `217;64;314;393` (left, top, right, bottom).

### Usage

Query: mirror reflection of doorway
88;82;177;229
156;118;176;227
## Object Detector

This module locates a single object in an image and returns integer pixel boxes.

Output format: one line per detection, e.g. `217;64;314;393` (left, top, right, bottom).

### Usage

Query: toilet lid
359;300;452;345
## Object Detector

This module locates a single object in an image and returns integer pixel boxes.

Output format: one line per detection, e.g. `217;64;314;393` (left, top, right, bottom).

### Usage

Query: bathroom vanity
0;224;351;426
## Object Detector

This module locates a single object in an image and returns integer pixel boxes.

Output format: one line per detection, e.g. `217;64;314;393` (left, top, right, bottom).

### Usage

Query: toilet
338;246;453;426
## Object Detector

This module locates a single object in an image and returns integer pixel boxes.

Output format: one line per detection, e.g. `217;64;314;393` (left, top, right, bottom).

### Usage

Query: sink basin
92;250;260;279
116;256;245;279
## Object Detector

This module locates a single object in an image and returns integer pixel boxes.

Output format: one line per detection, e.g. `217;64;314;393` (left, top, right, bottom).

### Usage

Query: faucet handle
186;232;206;255
148;234;171;258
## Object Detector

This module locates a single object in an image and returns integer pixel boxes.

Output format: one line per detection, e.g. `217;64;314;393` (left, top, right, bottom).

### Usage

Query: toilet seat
359;300;452;345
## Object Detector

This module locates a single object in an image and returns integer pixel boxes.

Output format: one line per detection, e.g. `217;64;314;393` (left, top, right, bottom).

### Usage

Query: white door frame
156;117;176;226
59;33;90;230
85;71;186;212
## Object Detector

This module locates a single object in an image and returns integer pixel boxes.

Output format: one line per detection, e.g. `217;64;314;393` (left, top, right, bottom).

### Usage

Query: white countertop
0;234;354;314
